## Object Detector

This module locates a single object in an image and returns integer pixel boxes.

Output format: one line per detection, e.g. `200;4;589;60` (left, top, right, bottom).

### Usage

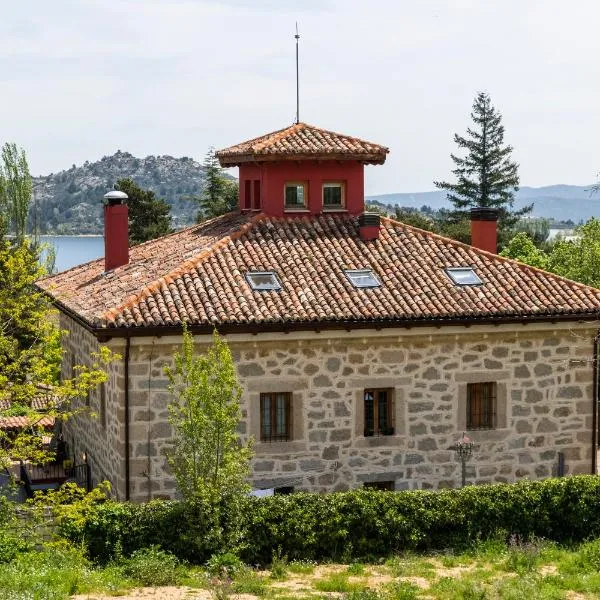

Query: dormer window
323;182;344;210
285;182;307;209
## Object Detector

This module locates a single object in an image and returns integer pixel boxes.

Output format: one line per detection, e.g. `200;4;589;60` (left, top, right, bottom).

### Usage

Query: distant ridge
32;150;233;235
367;184;599;222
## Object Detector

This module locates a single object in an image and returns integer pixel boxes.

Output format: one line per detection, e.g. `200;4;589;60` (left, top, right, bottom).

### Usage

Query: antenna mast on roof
295;22;300;124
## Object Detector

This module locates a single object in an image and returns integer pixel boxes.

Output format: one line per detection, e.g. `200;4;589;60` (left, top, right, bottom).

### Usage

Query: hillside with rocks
32;151;228;234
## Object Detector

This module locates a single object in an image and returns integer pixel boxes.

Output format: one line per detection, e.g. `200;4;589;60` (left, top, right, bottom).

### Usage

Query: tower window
323;182;344;209
285;182;307;208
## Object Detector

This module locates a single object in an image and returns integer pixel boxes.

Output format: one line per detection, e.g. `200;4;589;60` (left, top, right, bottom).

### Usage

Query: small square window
285;182;306;208
467;382;497;430
323;183;344;208
345;269;380;289
260;392;292;442
246;271;281;291
445;267;482;286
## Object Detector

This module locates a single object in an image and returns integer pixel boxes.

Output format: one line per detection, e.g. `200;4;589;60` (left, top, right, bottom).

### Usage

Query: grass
7;537;600;598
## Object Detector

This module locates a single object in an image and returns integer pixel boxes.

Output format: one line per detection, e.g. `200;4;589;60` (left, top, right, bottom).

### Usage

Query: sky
1;0;599;196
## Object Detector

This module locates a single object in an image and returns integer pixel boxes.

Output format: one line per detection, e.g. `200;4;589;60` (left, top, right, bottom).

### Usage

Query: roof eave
90;312;600;342
217;152;388;167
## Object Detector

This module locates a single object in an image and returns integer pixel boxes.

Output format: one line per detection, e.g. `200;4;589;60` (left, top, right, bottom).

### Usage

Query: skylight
246;271;281;291
344;269;381;289
445;267;482;286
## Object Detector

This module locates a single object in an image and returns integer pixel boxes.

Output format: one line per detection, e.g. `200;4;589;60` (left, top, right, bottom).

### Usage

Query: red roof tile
38;213;600;332
216;122;389;166
0;415;54;431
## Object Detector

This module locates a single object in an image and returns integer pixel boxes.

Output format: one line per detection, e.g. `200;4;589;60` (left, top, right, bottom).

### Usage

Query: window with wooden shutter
467;382;497;430
260;392;292;442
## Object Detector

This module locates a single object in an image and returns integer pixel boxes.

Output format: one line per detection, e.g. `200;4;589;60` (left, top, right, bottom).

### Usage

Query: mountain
367;184;600;223
32;150;229;234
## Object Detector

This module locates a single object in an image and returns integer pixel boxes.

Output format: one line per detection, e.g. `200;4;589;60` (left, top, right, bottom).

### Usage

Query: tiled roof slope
37;213;253;326
38;213;600;331
216;122;389;166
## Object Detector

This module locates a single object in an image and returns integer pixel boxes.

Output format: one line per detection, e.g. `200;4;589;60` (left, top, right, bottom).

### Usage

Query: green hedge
57;476;600;564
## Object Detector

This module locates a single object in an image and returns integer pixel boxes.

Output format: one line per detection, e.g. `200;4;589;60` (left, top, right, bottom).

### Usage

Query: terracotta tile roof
216;122;389;166
37;213;253;326
38;213;600;332
0;415;54;431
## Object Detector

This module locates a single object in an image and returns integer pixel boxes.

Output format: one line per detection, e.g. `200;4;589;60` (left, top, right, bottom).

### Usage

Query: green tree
165;327;252;503
393;207;438;232
435;92;528;236
500;232;549;269
512;218;550;247
197;148;238;221
546;218;600;287
115;178;172;245
0;238;114;468
0;143;33;242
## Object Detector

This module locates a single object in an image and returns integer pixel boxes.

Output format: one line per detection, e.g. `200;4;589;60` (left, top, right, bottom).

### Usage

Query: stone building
38;122;600;501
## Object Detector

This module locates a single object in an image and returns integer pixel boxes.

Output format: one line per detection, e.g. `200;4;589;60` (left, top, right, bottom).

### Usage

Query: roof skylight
246;271;281;291
344;269;381;289
445;267;482;286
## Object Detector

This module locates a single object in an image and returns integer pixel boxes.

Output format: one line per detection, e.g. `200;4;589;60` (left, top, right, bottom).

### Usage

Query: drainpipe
592;331;599;475
125;336;131;500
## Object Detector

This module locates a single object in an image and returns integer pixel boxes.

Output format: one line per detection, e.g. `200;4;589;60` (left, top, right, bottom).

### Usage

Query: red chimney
103;191;129;271
359;212;381;241
470;207;498;254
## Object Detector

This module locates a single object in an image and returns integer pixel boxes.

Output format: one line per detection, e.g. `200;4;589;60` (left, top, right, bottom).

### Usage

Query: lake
41;236;104;272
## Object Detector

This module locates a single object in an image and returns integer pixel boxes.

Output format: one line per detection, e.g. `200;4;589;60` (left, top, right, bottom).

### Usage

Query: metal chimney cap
103;190;128;206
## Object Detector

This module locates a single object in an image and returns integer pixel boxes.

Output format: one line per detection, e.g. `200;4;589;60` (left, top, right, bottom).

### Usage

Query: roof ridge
382;216;600;295
299;122;389;149
101;212;268;324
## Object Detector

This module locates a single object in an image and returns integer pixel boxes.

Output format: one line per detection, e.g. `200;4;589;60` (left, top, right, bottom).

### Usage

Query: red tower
216;122;388;218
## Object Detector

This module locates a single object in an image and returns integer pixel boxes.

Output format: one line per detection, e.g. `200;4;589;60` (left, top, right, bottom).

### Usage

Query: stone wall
59;314;127;498
120;323;597;501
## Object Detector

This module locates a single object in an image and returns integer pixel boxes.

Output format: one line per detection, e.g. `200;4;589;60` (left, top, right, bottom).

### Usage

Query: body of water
41;236;104;273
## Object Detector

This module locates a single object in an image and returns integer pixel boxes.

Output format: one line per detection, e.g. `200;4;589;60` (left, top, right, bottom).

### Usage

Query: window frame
466;381;497;430
445;267;482;286
363;388;394;437
284;181;308;209
246;271;282;292
260;392;292;442
345;269;381;289
322;181;345;210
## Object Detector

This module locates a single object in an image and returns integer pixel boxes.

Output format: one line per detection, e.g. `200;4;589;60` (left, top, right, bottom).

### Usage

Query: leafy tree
115;178;172;245
512;218;550;247
0;143;33;242
165;327;252;503
499;232;549;269
0;237;114;468
546;218;600;287
393;207;438;232
435;92;528;236
196;148;238;221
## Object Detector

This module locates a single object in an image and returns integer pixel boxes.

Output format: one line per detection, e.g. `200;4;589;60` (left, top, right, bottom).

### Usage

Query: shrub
206;552;244;578
118;546;181;587
55;475;600;565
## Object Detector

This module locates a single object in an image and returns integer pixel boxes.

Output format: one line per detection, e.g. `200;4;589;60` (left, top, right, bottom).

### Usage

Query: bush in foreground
56;475;600;564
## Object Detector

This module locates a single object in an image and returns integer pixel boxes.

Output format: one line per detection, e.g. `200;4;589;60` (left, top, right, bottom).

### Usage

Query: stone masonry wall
59;314;127;498
123;324;597;501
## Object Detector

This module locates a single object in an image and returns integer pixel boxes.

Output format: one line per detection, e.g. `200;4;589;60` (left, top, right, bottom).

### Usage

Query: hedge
55;475;600;564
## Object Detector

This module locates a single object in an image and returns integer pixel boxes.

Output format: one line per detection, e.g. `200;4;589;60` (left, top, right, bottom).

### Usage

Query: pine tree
115;178;172;245
197;147;238;222
435;92;528;233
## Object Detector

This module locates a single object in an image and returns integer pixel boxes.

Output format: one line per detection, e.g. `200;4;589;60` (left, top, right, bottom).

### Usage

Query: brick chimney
103;191;129;271
359;212;381;241
470;207;498;254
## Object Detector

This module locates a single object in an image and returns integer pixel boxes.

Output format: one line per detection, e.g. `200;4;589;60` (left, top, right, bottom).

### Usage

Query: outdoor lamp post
453;432;474;488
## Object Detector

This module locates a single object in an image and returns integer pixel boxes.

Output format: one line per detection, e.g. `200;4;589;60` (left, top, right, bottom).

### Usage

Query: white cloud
2;0;600;193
